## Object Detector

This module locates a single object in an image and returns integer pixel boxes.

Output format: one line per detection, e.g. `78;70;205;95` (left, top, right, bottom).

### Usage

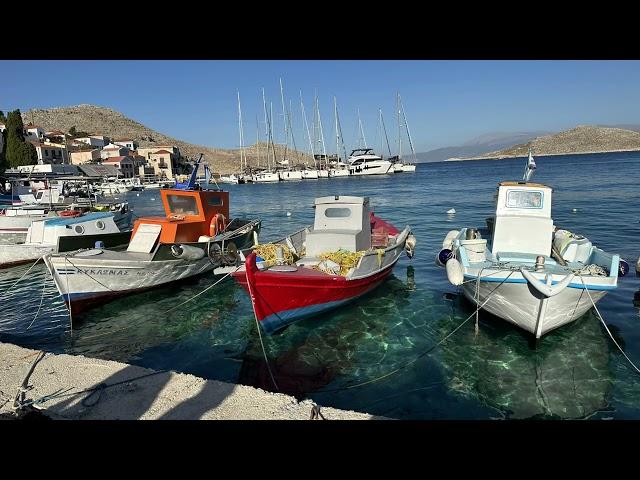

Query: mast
334;97;340;162
256;115;260;169
237;90;246;173
262;88;269;170
380;109;392;157
269;101;276;170
317;96;327;169
357;109;367;148
287;99;299;166
397;93;402;160
335;99;347;162
300;91;315;167
399;93;416;163
279;78;288;167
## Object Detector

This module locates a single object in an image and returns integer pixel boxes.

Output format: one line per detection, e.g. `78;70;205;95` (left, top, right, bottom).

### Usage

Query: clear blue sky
3;60;640;152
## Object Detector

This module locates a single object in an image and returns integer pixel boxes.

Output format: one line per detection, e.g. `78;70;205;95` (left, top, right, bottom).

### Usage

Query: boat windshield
166;194;199;216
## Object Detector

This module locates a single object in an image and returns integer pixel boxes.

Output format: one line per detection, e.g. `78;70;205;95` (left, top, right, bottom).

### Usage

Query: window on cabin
325;207;352;218
166;194;199;215
506;190;543;209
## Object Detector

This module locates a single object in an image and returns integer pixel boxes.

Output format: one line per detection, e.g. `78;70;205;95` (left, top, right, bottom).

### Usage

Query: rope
245;267;279;392
578;274;640;375
64;256;73;336
474;267;484;335
13;350;46;410
79;268;238;341
26;271;48;331
0;256;43;299
314;271;515;394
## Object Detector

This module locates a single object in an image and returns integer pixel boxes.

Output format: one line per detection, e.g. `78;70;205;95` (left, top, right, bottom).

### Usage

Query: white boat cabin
305;196;372;257
491;181;554;257
26;212;120;245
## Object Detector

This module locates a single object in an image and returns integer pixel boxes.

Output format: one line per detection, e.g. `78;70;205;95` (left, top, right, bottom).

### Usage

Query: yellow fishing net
314;249;367;276
253;243;295;265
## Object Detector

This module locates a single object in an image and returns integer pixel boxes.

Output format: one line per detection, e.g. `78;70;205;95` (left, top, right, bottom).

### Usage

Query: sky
3;60;640;153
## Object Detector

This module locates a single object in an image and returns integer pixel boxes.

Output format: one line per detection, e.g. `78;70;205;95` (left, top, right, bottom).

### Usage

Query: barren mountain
21;104;305;173
457;125;640;160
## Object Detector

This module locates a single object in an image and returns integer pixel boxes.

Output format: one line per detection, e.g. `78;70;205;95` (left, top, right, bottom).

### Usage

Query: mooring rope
25;270;49;331
578;273;640;375
0;256;43;299
314;271;515;394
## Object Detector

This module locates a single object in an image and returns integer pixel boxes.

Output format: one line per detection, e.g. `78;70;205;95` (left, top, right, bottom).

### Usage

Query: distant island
446;125;640;161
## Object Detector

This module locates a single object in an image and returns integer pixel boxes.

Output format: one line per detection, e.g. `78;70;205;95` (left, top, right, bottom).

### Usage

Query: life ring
60;210;82;217
210;213;226;237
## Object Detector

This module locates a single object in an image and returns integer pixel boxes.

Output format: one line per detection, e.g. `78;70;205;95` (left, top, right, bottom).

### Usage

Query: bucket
460;238;487;263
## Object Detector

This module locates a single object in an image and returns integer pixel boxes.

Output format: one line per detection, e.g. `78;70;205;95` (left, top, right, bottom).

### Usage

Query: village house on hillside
74;135;110;148
137;146;182;180
27;139;69;164
69;147;101;165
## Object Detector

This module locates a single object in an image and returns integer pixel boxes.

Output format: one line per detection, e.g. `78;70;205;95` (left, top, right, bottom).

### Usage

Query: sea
1;151;639;420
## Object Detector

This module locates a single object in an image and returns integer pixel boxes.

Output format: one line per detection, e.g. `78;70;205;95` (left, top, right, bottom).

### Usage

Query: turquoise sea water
1;152;639;419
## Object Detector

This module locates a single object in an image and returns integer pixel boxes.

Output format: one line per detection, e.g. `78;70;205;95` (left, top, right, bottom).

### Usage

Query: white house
113;137;137;150
24;124;45;141
100;144;130;159
0;123;5;133
75;135;109;148
28;140;69;164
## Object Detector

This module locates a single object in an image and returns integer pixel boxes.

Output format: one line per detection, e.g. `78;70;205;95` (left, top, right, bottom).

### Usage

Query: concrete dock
0;342;383;420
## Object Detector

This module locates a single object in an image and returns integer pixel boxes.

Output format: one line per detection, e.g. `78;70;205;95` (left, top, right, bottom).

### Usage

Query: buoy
446;258;464;285
442;230;460;249
572;208;578;213
286;211;292;217
619;259;630;277
136;193;140;197
436;248;453;267
447;208;456;215
151;198;155;201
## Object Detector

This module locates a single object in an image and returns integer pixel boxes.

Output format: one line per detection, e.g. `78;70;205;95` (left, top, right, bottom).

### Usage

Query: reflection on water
2;152;640;419
438;294;613;419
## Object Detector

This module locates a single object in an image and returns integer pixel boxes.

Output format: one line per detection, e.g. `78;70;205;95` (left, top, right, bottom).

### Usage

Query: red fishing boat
232;195;416;334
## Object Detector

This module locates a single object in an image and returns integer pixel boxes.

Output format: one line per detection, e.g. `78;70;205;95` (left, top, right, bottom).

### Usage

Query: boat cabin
305;196;372;257
490;181;554;257
26;212;120;245
129;188;229;250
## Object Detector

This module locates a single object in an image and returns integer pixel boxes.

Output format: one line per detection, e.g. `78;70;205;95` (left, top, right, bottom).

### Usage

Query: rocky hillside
21;104;305;173
458;125;640;160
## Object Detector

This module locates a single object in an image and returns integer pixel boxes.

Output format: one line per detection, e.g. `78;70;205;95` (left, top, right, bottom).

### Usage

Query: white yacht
347;148;393;176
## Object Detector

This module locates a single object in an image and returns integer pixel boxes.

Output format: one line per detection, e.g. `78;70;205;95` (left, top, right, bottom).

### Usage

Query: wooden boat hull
234;252;397;334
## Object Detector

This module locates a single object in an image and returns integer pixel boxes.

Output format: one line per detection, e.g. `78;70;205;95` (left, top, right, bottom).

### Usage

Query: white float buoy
572;208;578;213
442;230;460;249
446;258;464;286
447;208;456;215
151;198;155;201
286;211;292;217
136;193;140;197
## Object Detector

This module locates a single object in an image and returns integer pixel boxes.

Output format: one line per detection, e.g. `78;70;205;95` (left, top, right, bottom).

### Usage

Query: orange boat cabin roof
131;188;230;244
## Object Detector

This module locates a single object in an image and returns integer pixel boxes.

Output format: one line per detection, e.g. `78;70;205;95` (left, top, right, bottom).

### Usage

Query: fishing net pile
313;249;367;276
253;243;295;265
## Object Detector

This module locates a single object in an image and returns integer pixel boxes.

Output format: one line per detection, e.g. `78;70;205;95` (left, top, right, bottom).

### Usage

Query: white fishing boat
96;178;133;195
0;201;131;244
0;212;131;269
438;151;623;338
220;174;242;184
45;159;261;315
252;170;280;183
348;148;393;176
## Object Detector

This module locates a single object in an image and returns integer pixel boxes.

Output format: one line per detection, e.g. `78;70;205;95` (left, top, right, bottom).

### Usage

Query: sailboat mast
300;91;315;166
335;101;347;162
270;101;276;170
262;88;269;170
237;90;245;172
279;78;288;166
287;99;299;165
380;109;392;157
334;97;339;162
317;99;327;169
397;93;402;160
400;94;416;160
256;115;260;169
357;109;367;148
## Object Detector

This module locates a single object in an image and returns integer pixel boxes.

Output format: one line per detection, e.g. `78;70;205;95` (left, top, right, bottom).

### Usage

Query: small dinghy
44;157;261;315
232;195;416;334
438;150;624;339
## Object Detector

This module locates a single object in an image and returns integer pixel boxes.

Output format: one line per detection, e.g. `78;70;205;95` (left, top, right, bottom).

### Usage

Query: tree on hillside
0;111;6;123
68;125;89;138
69;126;77;137
5;110;37;167
0;128;7;177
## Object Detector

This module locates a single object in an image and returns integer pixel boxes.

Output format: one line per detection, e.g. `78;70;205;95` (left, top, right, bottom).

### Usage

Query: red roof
153;149;172;155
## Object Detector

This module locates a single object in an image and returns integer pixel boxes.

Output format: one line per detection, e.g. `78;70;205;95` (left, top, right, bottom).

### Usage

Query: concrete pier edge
0;342;387;420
